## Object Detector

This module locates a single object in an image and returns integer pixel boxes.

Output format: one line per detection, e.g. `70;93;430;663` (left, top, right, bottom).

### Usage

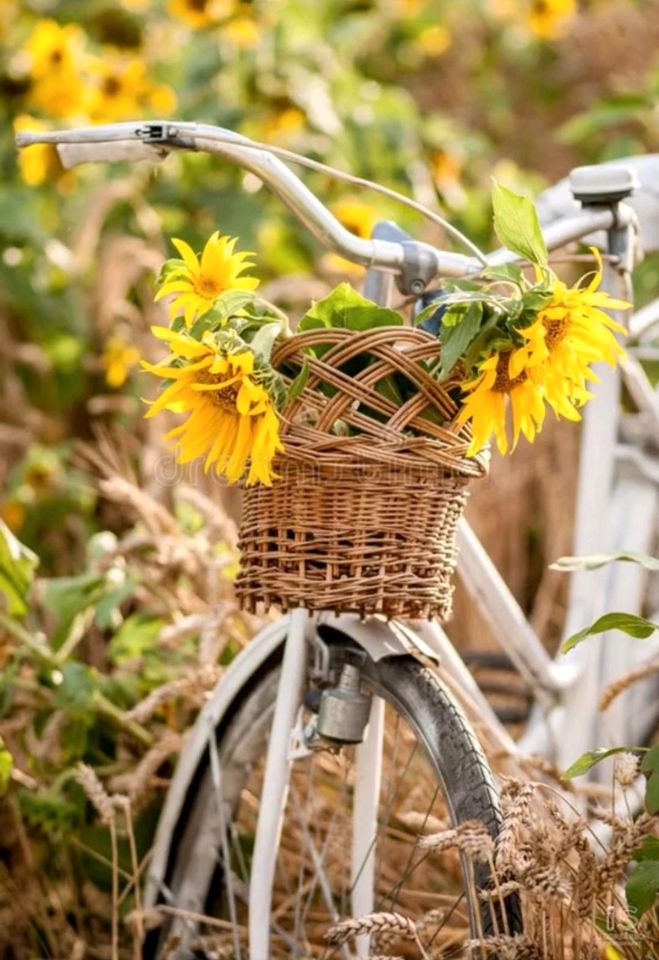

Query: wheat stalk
418;819;494;861
326;914;436;960
599;659;659;711
113;730;182;805
495;778;534;876
113;795;143;958
466;934;542;958
125;664;221;723
399;810;448;835
518;863;571;901
595;812;657;890
75;764;115;826
325;912;418;945
74;765;129;960
478;880;522;901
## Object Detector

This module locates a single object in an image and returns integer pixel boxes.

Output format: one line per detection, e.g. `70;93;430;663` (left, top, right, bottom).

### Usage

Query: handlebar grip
56;141;168;169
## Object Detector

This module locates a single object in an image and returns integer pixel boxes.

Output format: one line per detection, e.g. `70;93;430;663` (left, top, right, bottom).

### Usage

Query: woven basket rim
271;325;487;479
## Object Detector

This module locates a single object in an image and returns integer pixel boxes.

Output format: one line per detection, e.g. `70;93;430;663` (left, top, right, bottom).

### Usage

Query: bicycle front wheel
147;638;522;959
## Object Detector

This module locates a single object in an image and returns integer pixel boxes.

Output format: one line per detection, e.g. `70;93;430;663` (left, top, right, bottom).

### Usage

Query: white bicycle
17;121;659;959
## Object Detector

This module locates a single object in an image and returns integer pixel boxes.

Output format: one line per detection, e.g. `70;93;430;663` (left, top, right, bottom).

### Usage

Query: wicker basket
236;326;487;620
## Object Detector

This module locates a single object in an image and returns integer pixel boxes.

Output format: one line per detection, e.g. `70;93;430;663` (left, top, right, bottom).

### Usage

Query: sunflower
333;199;380;240
168;0;233;29
22;20;87;118
457;351;546;456
155;232;259;328
24;19;84;79
415;25;452;58
88;57;177;123
516;251;629;416
225;16;262;50
322;199;381;276
102;336;140;388
263;107;306;142
527;0;576;39
14;115;75;190
142;328;283;486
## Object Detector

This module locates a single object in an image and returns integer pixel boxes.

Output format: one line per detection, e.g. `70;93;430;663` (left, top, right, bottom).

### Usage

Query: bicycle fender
316;611;440;663
144;612;435;909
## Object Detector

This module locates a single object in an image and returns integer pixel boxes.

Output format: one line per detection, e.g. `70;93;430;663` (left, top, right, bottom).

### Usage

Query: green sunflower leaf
626;860;659;919
250;321;283;361
480;263;526;285
214;289;259;321
563;746;639;780
438;301;483;380
299;283;402;333
0;521;39;618
641;745;659;774
462;313;503;372
287;362;310;403
492;181;548;268
157;258;186;286
634;837;659;862
514;288;555;330
440;279;483;294
646;772;659;815
562;612;659;654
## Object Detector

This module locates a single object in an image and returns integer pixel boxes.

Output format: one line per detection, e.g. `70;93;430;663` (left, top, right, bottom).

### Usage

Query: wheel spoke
289;779;342;922
298;760;349;937
208;730;243;960
378;781;440;911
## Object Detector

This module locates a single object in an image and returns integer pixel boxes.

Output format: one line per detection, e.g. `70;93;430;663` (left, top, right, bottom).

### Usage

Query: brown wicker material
236;326;487;620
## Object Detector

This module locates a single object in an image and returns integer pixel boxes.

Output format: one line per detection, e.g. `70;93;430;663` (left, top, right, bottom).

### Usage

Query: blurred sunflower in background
528;0;577;39
13;114;74;189
102;336;141;389
88;56;177;122
21;19;87;118
322;199;381;275
169;0;234;29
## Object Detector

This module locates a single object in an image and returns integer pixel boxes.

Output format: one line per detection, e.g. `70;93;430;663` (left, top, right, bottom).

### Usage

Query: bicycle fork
248;607;308;960
247;608;384;959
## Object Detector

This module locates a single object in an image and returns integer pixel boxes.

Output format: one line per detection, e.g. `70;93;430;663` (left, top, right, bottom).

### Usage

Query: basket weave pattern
236;327;486;620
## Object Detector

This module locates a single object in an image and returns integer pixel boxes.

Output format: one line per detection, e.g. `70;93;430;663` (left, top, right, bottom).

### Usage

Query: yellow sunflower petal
171;237;201;274
143;379;190;418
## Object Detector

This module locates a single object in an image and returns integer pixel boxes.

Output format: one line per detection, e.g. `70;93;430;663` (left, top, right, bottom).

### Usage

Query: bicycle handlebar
16;119;626;283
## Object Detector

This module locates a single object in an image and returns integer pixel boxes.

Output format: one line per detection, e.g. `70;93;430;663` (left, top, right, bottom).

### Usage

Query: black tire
146;639;523;958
